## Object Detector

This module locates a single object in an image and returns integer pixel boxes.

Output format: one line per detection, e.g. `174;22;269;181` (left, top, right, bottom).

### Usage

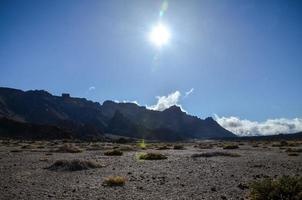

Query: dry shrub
287;153;299;156
157;145;170;150
118;145;135;151
104;149;123;156
10;149;22;153
223;144;239;149
286;148;302;153
191;151;240;158
173;145;185;150
103;176;126;186
138;152;167;160
55;144;82;153
249;176;302;200
46;159;102;171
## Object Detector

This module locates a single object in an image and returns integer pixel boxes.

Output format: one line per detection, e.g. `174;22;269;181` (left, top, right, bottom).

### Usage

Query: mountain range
0;87;236;140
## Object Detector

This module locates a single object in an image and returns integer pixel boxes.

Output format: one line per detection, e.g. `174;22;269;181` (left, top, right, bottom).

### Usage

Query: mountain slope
0;87;236;140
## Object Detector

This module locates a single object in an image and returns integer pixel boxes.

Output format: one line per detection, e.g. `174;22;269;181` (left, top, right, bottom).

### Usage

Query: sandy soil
0;141;301;200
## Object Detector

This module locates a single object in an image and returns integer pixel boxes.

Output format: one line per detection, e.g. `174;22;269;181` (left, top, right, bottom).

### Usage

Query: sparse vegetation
103;176;127;186
173;145;185;150
249;176;302;200
104;149;123;156
118;145;135;151
10;149;22;153
138;152;167;160
223;144;239;149
287;153;299;156
191;151;241;158
55;144;83;153
39;157;48;162
271;140;295;147
137;139;147;149
197;144;214;149
157;145;170;150
21;144;35;149
286;148;302;153
46;159;102;171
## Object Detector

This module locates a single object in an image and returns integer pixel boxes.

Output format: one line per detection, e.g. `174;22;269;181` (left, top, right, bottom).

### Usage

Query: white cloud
184;88;194;98
147;91;184;111
114;100;140;105
214;115;302;136
88;86;96;91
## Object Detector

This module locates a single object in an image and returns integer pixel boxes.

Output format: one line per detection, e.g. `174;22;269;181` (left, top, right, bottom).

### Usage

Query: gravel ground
0;141;301;200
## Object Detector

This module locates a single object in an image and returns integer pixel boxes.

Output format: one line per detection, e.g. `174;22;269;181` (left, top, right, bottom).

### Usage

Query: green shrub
138;152;167;160
249;176;302;200
104;149;123;156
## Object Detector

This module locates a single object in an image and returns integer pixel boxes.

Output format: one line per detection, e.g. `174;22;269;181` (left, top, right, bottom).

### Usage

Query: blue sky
1;0;302;134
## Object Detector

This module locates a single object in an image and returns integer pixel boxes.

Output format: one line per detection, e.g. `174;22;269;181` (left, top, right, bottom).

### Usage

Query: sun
149;23;171;47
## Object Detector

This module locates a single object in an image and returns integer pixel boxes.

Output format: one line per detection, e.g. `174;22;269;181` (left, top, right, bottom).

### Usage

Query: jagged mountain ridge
0;87;236;140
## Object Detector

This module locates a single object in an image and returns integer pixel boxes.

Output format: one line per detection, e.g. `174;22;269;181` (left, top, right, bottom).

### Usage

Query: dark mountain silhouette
0;87;236;140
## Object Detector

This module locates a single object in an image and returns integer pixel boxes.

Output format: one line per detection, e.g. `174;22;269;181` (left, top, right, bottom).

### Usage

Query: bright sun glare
149;23;171;47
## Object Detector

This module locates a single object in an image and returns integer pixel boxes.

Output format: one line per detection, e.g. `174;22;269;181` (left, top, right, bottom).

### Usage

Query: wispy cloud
147;91;184;111
214;115;302;136
88;86;96;91
184;88;194;98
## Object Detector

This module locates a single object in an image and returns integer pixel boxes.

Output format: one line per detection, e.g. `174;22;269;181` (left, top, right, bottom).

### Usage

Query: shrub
173;145;185;150
157;145;170;150
249;176;302;200
118;145;135;151
104;149;123;156
103;176;126;186
46;159;102;171
21;144;35;149
272;140;290;147
86;145;104;151
55;144;82;153
115;138;131;144
286;148;302;153
223;144;239;149
288;153;299;156
191;151;240;158
138;152;167;160
10;149;22;153
197;144;214;149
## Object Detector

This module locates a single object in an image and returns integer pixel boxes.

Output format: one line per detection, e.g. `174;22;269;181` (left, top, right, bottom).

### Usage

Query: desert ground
0;140;301;200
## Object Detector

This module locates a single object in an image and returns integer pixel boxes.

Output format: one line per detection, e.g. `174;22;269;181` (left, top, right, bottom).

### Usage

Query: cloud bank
147;91;184;111
214;115;302;136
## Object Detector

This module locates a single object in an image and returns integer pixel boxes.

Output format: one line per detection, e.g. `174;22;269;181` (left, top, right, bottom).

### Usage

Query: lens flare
149;23;171;47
